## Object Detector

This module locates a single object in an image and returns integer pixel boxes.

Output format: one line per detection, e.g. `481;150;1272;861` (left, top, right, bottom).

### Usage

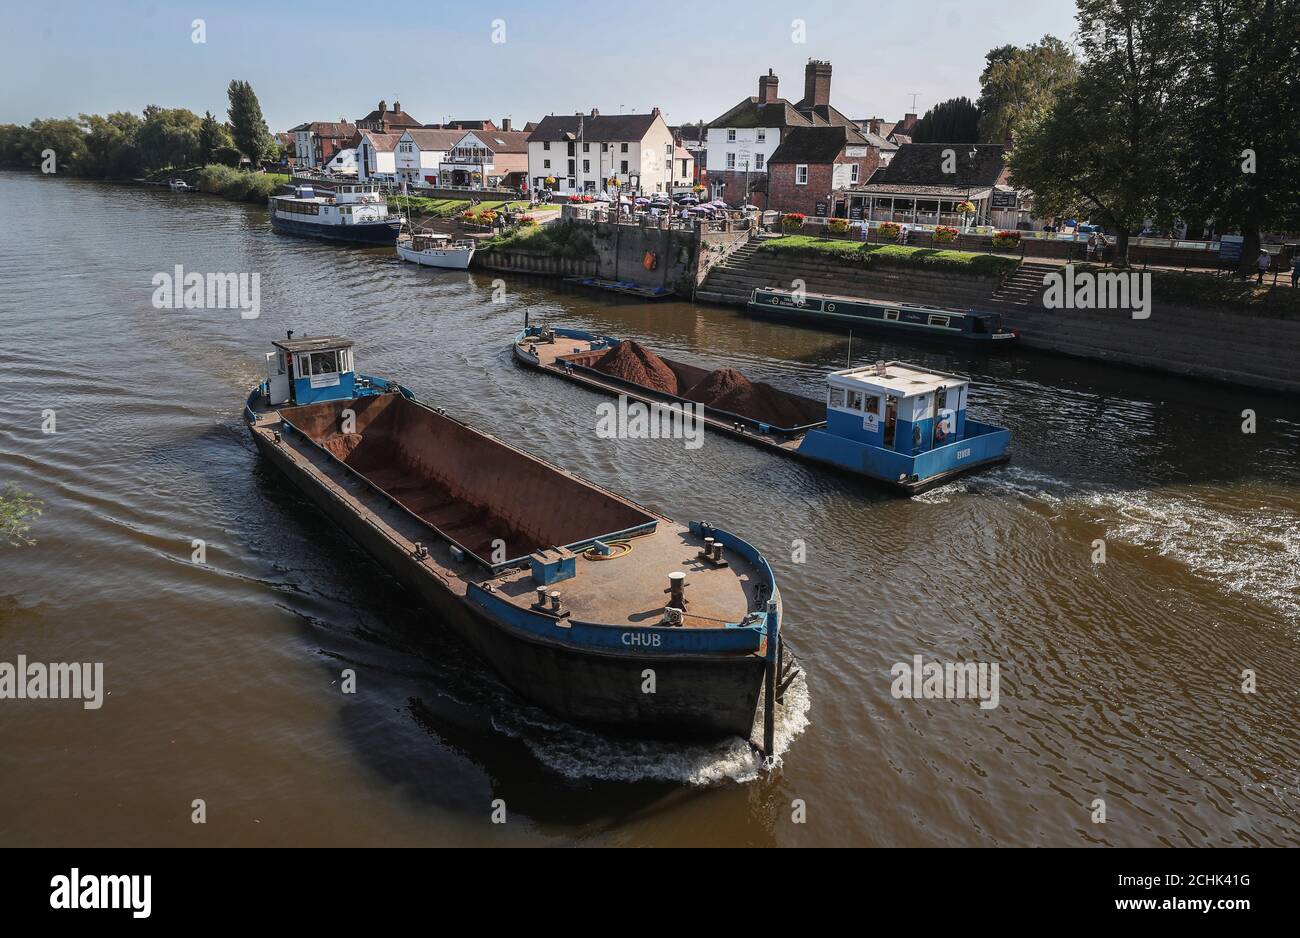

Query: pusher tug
515;326;1012;494
244;333;795;753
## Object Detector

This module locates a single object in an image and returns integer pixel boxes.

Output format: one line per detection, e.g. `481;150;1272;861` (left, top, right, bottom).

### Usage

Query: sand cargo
245;334;793;748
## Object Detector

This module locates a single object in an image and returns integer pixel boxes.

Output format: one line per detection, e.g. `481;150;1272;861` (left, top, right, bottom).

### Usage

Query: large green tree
198;110;235;163
136;105;203;170
1008;0;1189;266
977;35;1079;145
226;80;274;163
80;111;143;178
1174;0;1300;267
912;97;981;143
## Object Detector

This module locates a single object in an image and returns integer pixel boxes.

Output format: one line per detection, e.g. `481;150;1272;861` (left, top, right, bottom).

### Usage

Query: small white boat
168;178;192;192
396;232;476;270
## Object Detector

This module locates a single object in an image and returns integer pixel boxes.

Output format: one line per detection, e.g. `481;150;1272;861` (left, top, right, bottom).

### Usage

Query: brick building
766;126;877;216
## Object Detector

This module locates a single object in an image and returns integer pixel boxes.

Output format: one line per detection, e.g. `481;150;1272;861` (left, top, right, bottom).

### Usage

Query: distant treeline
0;79;281;179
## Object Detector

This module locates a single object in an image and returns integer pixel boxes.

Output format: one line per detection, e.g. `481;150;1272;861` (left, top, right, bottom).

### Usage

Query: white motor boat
395;232;476;270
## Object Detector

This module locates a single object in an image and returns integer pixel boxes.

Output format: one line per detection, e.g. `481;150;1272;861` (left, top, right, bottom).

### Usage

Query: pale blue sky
5;0;1079;130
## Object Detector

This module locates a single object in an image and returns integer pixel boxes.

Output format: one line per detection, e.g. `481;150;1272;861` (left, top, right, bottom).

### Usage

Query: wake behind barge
245;334;792;749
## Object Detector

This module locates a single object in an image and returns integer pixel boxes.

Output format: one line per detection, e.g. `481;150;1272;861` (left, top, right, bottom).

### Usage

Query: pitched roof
864;143;1007;188
402;128;467;150
459;129;531;153
357;105;422;127
356;130;404;153
527;113;662;143
308;121;355;137
706;97;812;129
799;103;857;128
768;125;868;163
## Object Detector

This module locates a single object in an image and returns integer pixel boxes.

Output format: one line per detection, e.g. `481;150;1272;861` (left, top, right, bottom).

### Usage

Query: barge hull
249;425;765;740
270;215;401;245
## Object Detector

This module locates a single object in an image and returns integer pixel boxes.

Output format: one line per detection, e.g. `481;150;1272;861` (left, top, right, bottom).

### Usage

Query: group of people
1253;249;1300;286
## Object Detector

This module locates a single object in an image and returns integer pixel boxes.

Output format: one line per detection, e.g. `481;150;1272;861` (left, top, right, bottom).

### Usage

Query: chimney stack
378;100;387;115
868;117;881;135
651;106;661;117
758;68;780;104
803;60;832;108
501;117;512;131
393;100;401;113
591;108;600;117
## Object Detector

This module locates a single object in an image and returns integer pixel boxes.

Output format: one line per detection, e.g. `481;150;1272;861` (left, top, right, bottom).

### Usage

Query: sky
4;0;1080;130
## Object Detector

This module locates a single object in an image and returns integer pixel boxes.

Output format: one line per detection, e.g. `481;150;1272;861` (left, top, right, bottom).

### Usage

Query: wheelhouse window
846;389;864;411
828;387;846;408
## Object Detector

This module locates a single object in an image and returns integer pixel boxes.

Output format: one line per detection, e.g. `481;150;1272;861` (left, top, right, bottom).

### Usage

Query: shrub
518;215;538;226
781;212;806;232
933;225;959;244
827;218;851;235
878;221;901;242
992;230;1021;249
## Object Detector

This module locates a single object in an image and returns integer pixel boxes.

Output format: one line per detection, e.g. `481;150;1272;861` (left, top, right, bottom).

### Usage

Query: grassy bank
483;219;595;259
759;235;1019;276
390;195;558;218
194;164;288;203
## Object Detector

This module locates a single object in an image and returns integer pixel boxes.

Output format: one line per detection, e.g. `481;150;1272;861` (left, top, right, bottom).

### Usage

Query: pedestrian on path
1291;251;1300;287
1255;249;1271;284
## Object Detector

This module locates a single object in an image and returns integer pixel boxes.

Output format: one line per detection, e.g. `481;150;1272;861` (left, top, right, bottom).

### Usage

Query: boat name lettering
956;448;971;459
622;631;662;647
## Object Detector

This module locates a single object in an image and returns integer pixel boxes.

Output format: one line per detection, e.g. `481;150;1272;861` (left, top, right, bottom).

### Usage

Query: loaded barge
245;333;792;750
748;287;1019;346
514;325;1011;494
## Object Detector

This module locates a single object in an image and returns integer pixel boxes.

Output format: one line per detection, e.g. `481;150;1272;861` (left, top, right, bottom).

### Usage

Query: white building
394;129;466;186
526;109;677;195
355;131;401;182
438;130;530;188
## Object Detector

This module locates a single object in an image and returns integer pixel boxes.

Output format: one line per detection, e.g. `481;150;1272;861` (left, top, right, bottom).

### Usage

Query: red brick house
766;126;877;217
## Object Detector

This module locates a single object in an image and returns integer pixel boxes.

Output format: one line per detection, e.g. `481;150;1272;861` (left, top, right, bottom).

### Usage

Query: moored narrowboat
268;182;402;245
515;325;1010;494
748;286;1019;346
246;333;791;750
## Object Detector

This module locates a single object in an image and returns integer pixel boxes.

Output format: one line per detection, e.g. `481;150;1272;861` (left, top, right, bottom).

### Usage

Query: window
583;143;590;152
927;315;951;328
309;350;339;375
828;387;846;408
795;164;809;185
846;390;864;411
727;129;736;142
567;178;575;189
543;159;550;169
883;309;899;321
583;159;590;172
620;143;628;153
620;160;628;173
757;129;766;143
863;394;880;415
727;152;736;170
850;163;860;183
543;142;551;150
755;153;765;170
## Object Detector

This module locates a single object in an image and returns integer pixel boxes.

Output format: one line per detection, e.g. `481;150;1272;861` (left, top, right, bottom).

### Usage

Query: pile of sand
592;340;680;395
683;370;819;427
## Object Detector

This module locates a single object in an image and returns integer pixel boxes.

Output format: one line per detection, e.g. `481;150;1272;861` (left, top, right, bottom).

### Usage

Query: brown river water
2;172;1298;847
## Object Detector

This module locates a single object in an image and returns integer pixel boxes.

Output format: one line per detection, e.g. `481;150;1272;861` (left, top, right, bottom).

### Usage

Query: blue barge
246;333;792;749
748;286;1019;346
515;326;1011;494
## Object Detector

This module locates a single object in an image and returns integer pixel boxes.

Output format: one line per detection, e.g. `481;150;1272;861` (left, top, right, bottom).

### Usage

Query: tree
198;110;234;163
136;106;203;170
1008;1;1189;266
977;35;1079;145
80;111;143;178
25;118;87;171
1173;0;1300;269
912;97;981;143
227;80;274;164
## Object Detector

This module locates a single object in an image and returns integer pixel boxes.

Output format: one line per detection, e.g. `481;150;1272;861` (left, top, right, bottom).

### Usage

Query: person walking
1291;250;1300;288
1255;249;1271;284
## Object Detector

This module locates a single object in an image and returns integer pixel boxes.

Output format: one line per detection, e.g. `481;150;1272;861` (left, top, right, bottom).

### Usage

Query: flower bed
992;230;1021;249
781;212;807;232
827;218;851;235
878;221;901;242
932;225;959;244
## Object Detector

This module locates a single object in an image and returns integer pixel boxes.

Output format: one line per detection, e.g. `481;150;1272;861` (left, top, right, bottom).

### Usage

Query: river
2;172;1297;847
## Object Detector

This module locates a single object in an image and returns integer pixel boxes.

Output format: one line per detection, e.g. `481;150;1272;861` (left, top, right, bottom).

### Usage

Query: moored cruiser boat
516;325;1011;494
748;286;1019;346
395;231;476;269
268;182;402;245
245;333;791;749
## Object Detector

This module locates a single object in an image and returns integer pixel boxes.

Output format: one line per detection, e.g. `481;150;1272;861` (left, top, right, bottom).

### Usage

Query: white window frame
755;153;765;170
727;152;736;170
756;129;766;143
727;129;737;142
795;164;809;185
850;163;859;183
